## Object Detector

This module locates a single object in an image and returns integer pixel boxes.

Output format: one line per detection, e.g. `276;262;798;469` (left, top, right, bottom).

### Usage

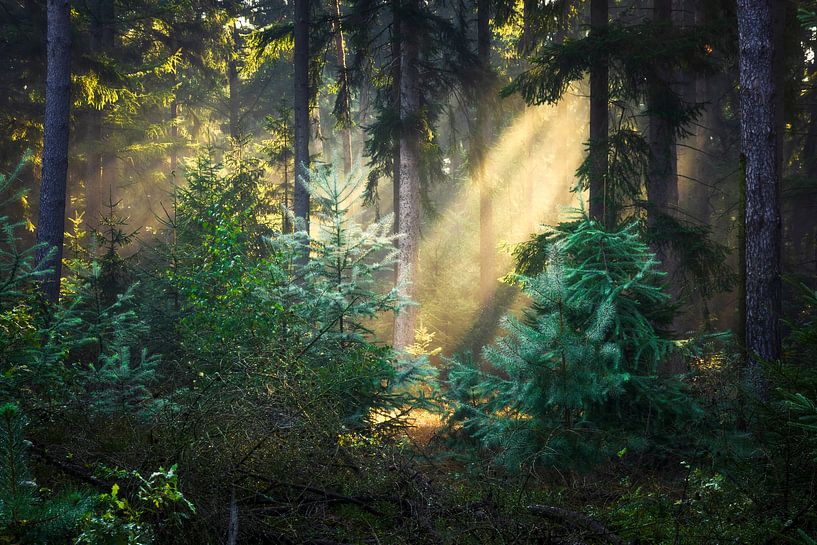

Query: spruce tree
447;215;699;470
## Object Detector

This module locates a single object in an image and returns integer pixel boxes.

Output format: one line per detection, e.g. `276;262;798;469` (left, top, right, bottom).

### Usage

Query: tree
332;0;353;176
393;0;421;350
447;217;691;470
84;0;116;229
36;0;72;303
588;0;609;226
646;0;679;267
737;0;782;397
474;0;495;302
293;0;311;233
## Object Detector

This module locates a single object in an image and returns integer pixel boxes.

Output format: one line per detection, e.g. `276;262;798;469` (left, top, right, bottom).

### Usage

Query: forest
1;0;817;543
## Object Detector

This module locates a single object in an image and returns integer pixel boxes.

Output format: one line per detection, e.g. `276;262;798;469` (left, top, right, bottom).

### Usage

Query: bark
333;0;353;176
588;0;609;226
391;0;401;237
294;0;311;233
475;0;495;302
393;0;421;351
37;0;72;303
737;0;782;397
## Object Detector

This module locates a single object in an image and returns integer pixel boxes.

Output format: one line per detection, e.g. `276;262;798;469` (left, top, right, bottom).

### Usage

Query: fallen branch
236;470;386;516
527;505;627;545
29;442;109;489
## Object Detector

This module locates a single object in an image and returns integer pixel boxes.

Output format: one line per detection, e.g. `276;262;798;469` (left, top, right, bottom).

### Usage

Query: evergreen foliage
0;403;92;544
447;216;701;470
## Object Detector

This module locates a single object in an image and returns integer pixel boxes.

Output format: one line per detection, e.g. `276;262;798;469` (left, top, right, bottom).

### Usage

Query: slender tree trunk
521;0;534;54
37;0;72;303
588;0;609;226
228;23;240;140
283;160;291;233
311;95;324;159
86;109;102;226
293;0;311;233
391;0;401;237
393;0;421;350
647;0;680;327
170;98;178;174
795;65;817;271
475;0;494;302
333;0;353;176
85;0;115;228
647;0;678;229
227;487;239;545
737;0;782;397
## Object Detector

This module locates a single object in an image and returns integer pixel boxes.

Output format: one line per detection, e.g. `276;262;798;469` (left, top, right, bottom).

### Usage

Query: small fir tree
447;216;700;470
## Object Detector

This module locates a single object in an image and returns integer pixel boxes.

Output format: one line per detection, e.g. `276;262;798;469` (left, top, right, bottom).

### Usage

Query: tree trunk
737;0;782;397
228;23;240;140
475;0;494;303
170;98;178;175
333;0;353;176
393;0;421;351
647;0;680;335
521;0;534;54
391;0;401;237
85;0;115;229
293;0;311;233
588;0;609;226
37;0;72;304
86;109;102;226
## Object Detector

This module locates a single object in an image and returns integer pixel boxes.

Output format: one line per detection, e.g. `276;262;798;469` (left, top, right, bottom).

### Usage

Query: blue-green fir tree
447;216;701;470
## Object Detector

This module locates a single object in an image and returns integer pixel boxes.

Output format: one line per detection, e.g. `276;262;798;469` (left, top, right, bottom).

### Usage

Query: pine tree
36;0;73;303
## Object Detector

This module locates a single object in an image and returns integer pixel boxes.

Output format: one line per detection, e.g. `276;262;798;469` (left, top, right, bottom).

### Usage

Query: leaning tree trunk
475;0;495;303
737;0;782;398
393;0;421;351
588;0;609;227
37;0;72;304
293;0;311;234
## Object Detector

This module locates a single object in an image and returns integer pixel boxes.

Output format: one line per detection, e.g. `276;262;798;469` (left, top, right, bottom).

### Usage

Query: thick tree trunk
475;0;495;303
37;0;72;303
293;0;311;233
737;0;782;397
333;0;353;176
393;0;421;351
588;0;609;226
